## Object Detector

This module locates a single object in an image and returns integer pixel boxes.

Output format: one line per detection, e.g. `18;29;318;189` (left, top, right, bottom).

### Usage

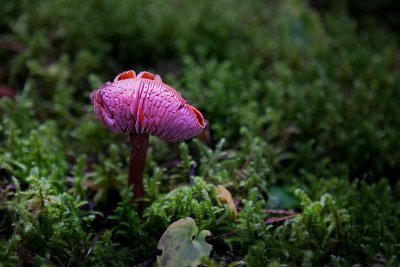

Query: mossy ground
1;0;399;266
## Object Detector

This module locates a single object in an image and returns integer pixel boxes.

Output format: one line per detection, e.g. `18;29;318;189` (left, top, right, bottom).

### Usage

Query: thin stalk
129;133;149;211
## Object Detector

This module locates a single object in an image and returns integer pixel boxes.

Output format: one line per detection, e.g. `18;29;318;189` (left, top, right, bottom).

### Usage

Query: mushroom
90;70;206;209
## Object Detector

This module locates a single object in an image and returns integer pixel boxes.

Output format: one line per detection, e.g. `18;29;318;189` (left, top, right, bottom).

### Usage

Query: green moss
1;0;399;266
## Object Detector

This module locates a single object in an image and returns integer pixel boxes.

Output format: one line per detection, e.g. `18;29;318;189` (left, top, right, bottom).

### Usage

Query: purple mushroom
91;70;206;209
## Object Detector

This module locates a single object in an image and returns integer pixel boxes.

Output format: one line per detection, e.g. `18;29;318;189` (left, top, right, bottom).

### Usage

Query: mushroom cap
91;71;206;142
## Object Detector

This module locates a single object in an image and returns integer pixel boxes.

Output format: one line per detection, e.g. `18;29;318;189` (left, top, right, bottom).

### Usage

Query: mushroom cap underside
91;77;205;142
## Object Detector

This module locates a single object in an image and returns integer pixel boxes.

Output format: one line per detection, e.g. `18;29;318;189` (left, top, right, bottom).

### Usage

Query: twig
263;209;298;215
0;40;24;53
265;214;299;225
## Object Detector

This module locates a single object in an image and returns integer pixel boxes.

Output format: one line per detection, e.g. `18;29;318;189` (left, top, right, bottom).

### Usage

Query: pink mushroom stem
129;133;149;210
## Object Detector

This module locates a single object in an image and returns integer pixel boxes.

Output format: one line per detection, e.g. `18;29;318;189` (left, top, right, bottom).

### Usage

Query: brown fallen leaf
216;185;237;219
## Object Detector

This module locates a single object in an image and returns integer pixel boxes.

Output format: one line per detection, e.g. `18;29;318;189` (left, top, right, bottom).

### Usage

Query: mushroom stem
128;133;149;210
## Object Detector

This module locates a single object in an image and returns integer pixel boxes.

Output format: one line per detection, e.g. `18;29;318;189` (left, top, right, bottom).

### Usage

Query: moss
1;0;399;266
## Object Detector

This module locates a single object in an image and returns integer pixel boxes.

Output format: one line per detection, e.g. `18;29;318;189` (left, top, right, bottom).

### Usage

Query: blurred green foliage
1;0;399;266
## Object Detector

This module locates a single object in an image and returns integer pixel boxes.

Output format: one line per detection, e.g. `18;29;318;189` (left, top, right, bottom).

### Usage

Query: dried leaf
217;185;237;219
157;217;212;267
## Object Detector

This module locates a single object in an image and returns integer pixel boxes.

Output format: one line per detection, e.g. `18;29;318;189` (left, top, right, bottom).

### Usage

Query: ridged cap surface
91;71;205;142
